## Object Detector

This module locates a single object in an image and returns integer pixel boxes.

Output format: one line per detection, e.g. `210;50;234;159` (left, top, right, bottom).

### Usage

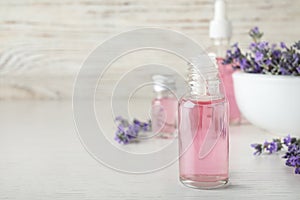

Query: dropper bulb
209;0;232;39
214;0;227;20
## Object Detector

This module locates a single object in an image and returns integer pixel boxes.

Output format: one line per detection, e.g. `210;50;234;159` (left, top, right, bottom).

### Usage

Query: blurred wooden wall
0;0;299;99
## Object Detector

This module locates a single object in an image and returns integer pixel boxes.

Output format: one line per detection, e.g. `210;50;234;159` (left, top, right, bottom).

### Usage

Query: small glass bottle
178;57;229;189
207;0;241;124
151;75;177;138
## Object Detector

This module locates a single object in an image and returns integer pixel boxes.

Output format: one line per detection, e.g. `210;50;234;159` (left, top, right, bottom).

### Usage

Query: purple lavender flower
280;42;287;49
231;43;242;59
251;135;300;175
240;58;249;70
115;126;130;145
279;67;290;75
255;52;264;62
296;155;300;166
263;141;269;148
249;26;263;42
252;26;260;35
272;50;282;59
288;143;300;153
286;156;297;167
114;135;129;144
293;41;300;50
283;135;292;146
271;43;277;50
224;27;300;76
141;122;151;132
251;143;262;155
133;119;152;132
133;119;141;126
257;41;269;50
264;59;272;66
115;116;129;127
292;54;299;63
126;124;139;139
114;117;152;144
295;167;300;174
267;141;278;154
249;42;257;50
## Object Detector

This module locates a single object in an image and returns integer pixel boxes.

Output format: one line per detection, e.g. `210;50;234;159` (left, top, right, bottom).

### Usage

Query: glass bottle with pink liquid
151;75;177;138
207;0;241;124
178;56;229;189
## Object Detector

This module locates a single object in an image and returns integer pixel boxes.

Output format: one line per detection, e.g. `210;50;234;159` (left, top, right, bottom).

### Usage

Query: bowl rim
232;71;300;80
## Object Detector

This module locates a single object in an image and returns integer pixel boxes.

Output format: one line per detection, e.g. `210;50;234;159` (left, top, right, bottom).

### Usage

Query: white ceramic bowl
232;71;300;136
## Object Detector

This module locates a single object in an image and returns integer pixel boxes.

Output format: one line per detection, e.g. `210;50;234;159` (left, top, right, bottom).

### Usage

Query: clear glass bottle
207;39;241;124
208;0;241;124
178;57;229;189
151;75;177;138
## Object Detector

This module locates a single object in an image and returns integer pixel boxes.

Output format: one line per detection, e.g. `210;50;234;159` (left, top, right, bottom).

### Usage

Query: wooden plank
0;0;299;99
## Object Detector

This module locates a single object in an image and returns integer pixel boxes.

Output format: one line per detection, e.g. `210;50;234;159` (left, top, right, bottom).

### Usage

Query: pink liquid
151;97;177;138
217;57;241;124
178;97;229;188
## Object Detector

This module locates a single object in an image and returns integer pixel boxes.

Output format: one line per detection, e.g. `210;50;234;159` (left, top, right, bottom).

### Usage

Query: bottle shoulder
179;94;227;106
152;95;177;104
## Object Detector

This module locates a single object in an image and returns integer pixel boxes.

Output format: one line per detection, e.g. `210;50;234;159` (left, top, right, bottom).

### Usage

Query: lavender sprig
114;116;151;144
223;27;300;76
249;26;263;43
251;135;300;174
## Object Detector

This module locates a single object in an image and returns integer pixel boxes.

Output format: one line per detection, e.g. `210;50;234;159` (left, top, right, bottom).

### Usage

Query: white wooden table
1;101;299;200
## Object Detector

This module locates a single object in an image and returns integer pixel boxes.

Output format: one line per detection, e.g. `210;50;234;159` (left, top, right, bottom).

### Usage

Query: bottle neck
208;38;230;58
152;75;176;99
187;64;223;100
153;90;175;99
